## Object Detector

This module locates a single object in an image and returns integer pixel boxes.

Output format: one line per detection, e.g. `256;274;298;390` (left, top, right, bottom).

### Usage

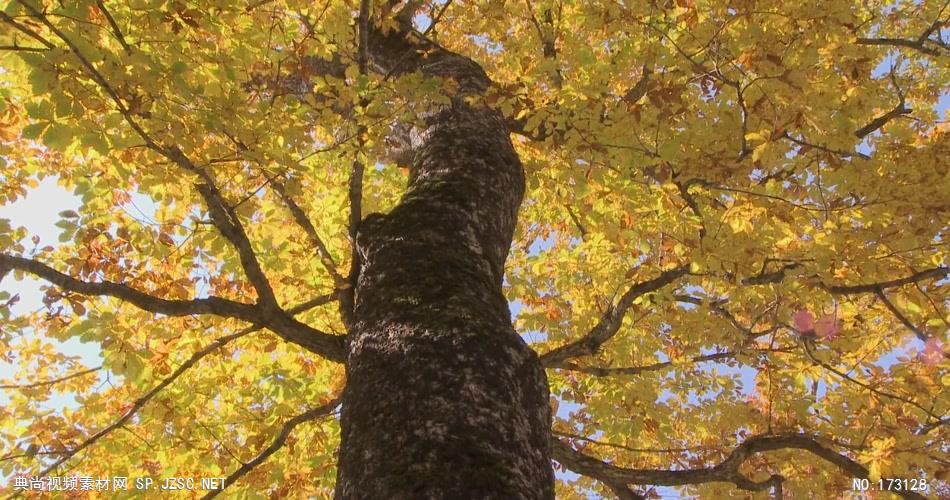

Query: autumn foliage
1;0;949;498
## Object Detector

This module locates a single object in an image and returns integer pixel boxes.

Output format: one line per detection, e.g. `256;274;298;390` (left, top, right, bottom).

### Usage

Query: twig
28;295;334;479
201;397;340;499
541;266;689;366
0;366;102;390
95;0;132;53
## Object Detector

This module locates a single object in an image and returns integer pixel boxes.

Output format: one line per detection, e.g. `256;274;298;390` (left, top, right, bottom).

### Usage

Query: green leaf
42;122;74;150
28;69;55;94
25;100;53;121
21;122;49;140
53;93;75;119
81;133;110;156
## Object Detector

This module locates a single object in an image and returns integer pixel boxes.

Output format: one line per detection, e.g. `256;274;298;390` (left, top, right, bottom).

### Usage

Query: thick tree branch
780;131;871;160
365;8;492;93
339;0;371;331
0;44;47;52
554;351;729;377
0;254;258;320
552;434;926;500
201;397;340;499
259;308;346;361
192;175;278;308
857;2;949;56
821;267;949;294
855;37;942;56
524;0;561;86
540;266;689;367
622;67;652;104
0;11;55;49
727;262;947;295
678;266;949;357
603;480;645;500
176;162;344;357
875;289;928;343
357;0;370;72
563;204;587;240
675;180;706;239
556;347;794;377
854;101;911;139
740;262;803;286
0;253;344;360
857;1;949;56
342;156;363;330
874;289;949;359
854;66;912;139
552;436;778;496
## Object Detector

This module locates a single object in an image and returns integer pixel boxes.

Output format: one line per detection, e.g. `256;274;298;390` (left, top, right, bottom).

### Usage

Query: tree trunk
334;27;555;500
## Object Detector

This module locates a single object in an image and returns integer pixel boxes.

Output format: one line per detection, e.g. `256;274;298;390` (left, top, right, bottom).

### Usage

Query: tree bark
334;26;555;499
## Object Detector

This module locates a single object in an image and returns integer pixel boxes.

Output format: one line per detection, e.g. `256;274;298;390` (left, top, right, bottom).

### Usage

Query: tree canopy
1;0;948;497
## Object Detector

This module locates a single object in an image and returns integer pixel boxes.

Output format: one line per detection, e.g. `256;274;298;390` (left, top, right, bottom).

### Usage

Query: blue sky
0;177;99;410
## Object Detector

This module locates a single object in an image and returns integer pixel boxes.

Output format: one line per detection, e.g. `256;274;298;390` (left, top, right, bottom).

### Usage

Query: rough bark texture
334;26;555;499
